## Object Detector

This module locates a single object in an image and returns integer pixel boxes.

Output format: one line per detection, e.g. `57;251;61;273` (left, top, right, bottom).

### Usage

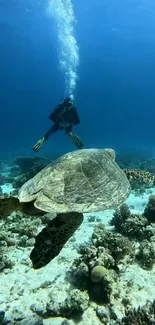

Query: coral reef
92;224;132;262
124;169;155;194
13;315;43;325
116;151;155;194
117;300;155;325
111;202;155;269
0;175;13;186
0;211;42;247
0;245;14;272
13;156;49;174
124;169;155;184
68;224;132;304
31;288;89;318
116;151;155;173
11;156;49;189
111;204;148;240
144;195;155;223
95;300;155;324
136;239;155;270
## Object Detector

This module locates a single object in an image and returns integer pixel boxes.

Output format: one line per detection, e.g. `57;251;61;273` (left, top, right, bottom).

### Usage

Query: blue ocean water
1;0;155;157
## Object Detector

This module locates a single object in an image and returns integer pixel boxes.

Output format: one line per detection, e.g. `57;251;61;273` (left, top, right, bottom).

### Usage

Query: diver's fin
30;212;83;269
71;134;84;149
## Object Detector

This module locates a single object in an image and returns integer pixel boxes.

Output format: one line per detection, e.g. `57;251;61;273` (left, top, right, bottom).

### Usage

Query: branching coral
117;300;155;325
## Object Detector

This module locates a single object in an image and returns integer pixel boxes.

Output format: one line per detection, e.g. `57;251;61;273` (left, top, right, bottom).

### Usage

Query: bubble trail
47;0;79;98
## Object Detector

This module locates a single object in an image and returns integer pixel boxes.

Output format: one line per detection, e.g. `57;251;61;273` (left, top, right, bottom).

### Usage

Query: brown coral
118;300;155;325
124;169;155;185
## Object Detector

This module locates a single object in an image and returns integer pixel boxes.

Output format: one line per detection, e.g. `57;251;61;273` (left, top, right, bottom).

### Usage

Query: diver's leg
44;123;59;139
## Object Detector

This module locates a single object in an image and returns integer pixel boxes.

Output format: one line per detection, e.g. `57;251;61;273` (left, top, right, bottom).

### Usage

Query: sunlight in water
46;0;79;98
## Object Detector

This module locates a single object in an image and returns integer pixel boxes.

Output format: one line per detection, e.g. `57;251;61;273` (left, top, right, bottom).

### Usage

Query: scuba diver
33;97;84;152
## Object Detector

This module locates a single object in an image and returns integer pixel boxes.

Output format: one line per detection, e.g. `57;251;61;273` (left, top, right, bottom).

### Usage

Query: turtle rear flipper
30;212;83;269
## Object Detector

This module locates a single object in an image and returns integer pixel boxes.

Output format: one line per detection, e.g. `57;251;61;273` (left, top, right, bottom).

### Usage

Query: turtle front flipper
30;212;83;269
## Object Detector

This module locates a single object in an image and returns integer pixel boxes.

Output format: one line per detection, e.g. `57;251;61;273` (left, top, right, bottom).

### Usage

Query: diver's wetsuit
44;101;80;140
32;97;83;151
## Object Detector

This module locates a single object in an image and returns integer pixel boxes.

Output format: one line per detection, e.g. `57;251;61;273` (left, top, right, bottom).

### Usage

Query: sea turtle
0;148;131;269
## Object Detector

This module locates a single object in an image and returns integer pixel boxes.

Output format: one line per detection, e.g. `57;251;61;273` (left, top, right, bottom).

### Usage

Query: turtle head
18;179;39;203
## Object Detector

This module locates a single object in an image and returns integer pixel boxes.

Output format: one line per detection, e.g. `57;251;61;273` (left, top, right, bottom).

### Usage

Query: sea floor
0;179;155;325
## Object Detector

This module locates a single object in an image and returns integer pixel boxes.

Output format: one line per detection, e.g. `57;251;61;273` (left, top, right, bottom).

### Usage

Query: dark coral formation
111;199;155;269
0;310;8;325
13;156;49;174
111;204;148;240
0;196;44;220
0;175;13;186
144;195;155;223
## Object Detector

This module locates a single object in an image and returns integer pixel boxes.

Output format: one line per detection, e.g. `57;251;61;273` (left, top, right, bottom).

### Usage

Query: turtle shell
18;148;131;213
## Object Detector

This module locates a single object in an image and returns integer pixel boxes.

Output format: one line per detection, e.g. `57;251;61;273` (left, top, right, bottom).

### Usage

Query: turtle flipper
30;212;83;269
